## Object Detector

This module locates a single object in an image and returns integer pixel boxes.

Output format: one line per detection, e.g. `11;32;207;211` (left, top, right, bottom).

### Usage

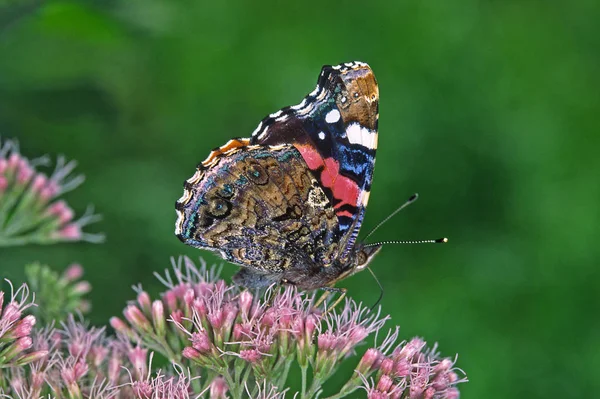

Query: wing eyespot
244;162;269;185
206;197;232;219
217;183;235;199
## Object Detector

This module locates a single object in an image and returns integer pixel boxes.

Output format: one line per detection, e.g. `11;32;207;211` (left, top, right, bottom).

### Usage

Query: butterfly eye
245;162;269;185
356;250;368;266
207;197;231;218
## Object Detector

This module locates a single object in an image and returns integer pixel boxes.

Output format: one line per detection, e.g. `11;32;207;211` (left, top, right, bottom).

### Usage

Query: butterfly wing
175;139;341;286
250;61;379;260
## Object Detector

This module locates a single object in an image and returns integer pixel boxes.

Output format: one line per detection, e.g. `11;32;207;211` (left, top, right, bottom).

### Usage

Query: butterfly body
176;62;382;290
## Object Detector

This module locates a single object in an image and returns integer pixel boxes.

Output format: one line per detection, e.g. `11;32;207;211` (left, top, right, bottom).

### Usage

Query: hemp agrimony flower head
0;138;104;246
1;313;136;398
0;281;48;369
24;262;92;324
110;256;467;398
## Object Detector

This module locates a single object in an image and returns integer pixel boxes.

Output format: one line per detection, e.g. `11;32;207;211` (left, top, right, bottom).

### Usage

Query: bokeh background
1;0;599;397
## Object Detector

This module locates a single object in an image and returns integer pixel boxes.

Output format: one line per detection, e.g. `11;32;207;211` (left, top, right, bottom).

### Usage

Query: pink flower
0;281;43;368
0;138;104;246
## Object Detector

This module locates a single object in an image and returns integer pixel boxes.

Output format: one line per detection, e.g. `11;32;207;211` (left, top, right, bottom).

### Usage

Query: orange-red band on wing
295;143;360;212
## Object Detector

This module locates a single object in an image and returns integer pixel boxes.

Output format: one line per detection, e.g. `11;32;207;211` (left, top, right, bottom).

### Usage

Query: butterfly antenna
362;193;420;241
366;266;384;311
364;237;448;247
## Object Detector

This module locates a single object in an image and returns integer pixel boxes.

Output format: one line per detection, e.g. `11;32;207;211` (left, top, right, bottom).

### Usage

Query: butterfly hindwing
175;139;340;283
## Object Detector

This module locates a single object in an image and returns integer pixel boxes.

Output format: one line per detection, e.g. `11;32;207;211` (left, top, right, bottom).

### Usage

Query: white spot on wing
346;123;377;149
318;131;325;140
325;109;341;124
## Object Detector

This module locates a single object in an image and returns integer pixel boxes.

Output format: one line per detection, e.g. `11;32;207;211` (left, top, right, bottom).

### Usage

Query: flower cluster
0;138;103;246
108;256;467;399
356;334;465;399
25;262;92;324
0;281;47;369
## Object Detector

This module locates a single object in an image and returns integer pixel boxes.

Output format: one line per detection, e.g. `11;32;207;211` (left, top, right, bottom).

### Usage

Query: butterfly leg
314;286;347;313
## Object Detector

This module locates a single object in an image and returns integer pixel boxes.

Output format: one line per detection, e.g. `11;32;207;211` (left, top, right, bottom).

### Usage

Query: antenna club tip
437;237;449;243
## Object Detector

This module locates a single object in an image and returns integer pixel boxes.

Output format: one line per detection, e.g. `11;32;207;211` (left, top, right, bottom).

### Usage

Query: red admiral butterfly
176;61;383;290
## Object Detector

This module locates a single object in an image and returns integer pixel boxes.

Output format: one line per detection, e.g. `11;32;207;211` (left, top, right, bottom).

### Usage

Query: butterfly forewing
250;61;379;259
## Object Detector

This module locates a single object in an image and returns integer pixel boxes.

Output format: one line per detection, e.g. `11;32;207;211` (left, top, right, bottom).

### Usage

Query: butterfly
175;61;383;290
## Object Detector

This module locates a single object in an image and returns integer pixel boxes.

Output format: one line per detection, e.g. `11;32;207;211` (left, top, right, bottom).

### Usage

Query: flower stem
301;363;308;399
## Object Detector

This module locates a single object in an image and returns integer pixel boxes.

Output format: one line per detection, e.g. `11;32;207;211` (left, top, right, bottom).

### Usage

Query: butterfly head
352;243;383;272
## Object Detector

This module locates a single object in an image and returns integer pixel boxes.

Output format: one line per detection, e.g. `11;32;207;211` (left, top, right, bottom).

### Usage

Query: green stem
322;371;368;399
224;372;240;399
155;336;180;363
276;359;294;391
301;364;308;399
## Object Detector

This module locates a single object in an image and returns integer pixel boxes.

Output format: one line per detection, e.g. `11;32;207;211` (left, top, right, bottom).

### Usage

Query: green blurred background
1;0;599;397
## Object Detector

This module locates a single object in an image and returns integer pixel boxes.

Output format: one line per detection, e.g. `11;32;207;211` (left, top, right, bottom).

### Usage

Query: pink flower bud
191;331;211;353
210;376;229;399
127;346;148;378
124;305;151;332
68;339;86;358
305;314;319;338
72;281;91;295
193;297;207;316
16;163;33;184
63;263;84;282
380;358;394;375
152;300;165;335
7;153;19;169
163;291;177;313
0;158;7;173
57;206;75;224
357;348;382;374
208;309;224;330
109;317;129;334
108;351;122;383
348;326;369;345
394;358;411;377
394;337;425;361
39;185;55;201
240;349;262;363
170;310;183;324
137;291;152;313
3;337;33;362
317;332;336;351
55;224;82;240
2;302;22;325
233;323;250;341
182;346;202;362
368;392;388;399
222;302;238;331
183;288;195;308
74;359;89;380
238;291;253;319
376;374;394;393
46;200;67;216
6;314;36;339
31;174;47;193
89;345;108;367
446;387;460;399
424;387;436;399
